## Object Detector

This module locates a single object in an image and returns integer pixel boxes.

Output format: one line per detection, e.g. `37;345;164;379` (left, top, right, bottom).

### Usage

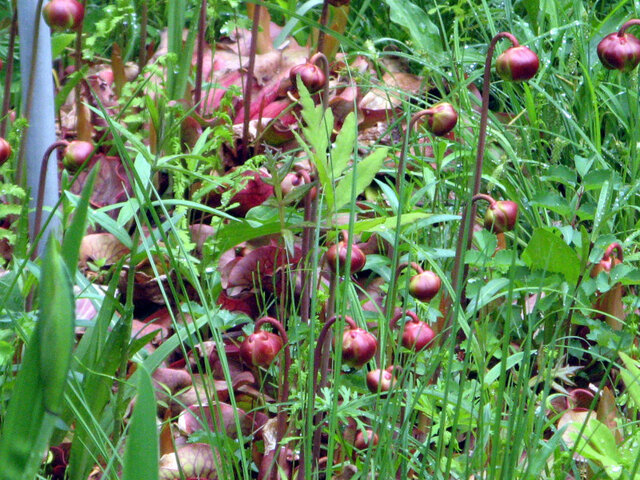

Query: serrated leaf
522;228;580;284
334;148;388;211
619;352;640;410
331;112;356;178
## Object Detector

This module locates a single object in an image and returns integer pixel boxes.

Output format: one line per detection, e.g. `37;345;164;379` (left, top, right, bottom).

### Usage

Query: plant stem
240;3;262;163
316;0;330;55
32;140;68;258
446;31;519;330
604;242;624;261
137;0;149;71
618;19;640;35
310;52;330;111
384;110;432;319
75;0;90;141
0;9;17;139
194;0;207;113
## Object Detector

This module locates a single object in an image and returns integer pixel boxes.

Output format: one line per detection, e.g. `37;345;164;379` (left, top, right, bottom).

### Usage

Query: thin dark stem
311;314;354;461
240;4;261;163
137;0;149;71
316;0;330;55
310;52;330;111
32;140;68;257
254;317;290;443
383;109;431;319
298;169;316;325
0;9;17;138
74;2;86;140
471;193;496;206
194;0;207;113
396;261;423;279
447;31;519;334
619;19;640;35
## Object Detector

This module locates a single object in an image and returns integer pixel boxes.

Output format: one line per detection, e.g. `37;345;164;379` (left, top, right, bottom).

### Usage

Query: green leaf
331;112;356;178
122;365;158;480
522;228;580;284
0;238;75;480
619;352;640;410
51;33;76;58
530;191;572;217
334;148;388;211
62;163;99;274
383;0;441;53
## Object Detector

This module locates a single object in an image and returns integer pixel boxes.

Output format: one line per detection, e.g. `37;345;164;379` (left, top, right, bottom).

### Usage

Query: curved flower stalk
448;32;538;328
384;103;457;317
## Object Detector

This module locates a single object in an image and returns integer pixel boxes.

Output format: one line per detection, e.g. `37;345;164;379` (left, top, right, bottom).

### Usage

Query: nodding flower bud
408;270;441;302
62;140;94;172
366;366;397;393
326;231;367;275
354;429;378;450
43;0;85;31
391;311;435;351
424;102;458;137
0;138;11;166
597;32;640;72
240;330;283;368
495;46;539;81
290;62;326;94
484;200;518;233
341;320;377;368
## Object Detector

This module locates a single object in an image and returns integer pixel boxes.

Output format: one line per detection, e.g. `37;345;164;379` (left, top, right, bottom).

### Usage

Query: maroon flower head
240;330;283;368
43;0;85;31
408;270;441;302
597;32;640;72
0;138;11;166
341;326;377;368
290;62;326;94
63;140;94;172
496;46;539;81
424;102;458;137
484;200;518;233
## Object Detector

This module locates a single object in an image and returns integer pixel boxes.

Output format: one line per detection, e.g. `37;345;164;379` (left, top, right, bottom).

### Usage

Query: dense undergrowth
0;0;639;479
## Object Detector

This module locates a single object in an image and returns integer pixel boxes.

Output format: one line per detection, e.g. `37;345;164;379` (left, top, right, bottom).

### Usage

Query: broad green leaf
331;112;356;178
619;352;640;410
122;365;159;480
522;228;580;284
0;238;75;480
334;148;388;211
383;0;441;54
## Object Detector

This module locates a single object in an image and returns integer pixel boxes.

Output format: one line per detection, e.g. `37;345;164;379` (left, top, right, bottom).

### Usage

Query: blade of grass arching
0;238;75;480
61;162;98;274
122;365;158;480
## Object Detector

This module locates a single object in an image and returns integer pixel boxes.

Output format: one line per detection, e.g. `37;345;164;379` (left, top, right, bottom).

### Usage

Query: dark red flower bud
341;324;377;368
290;62;326;94
484;200;518;233
43;0;85;31
0;138;12;166
391;311;435;351
328;0;351;6
408;270;441;302
62;140;94;172
597;32;640;72
366;367;396;393
424;102;458;137
240;330;283;368
326;231;367;274
354;429;378;450
496;46;539;81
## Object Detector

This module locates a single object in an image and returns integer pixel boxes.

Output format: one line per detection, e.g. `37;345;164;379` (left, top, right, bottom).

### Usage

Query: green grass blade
122;364;158;480
62;162;99;274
